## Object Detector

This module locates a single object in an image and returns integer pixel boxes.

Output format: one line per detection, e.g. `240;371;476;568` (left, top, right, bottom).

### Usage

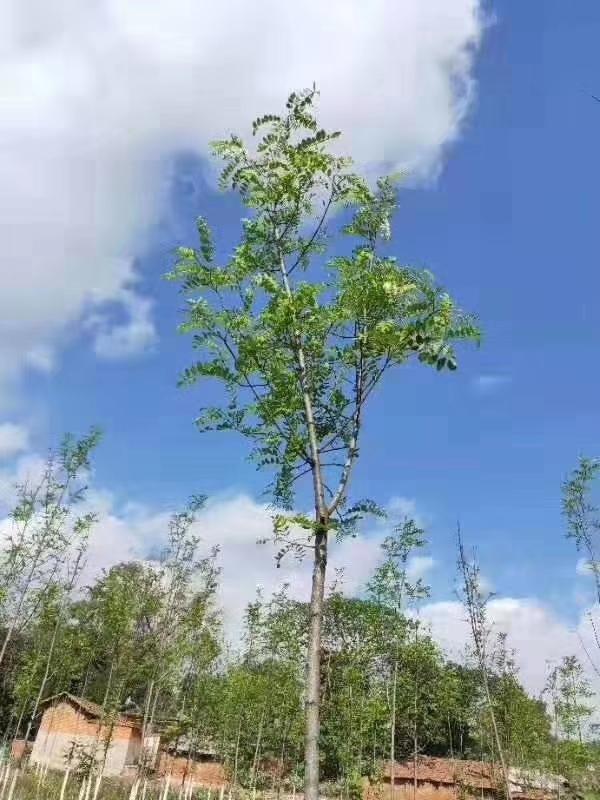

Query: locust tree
170;86;479;800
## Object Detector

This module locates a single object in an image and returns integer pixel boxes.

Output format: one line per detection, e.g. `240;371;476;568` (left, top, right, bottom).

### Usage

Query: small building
371;758;564;800
30;693;144;777
379;757;499;800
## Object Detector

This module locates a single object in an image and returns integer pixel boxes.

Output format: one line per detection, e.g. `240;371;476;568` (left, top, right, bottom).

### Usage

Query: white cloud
421;597;600;701
76;492;600;705
86;288;157;360
576;557;596;577
0;423;29;459
472;374;512;394
387;496;421;521
0;0;484;403
407;555;436;582
1;447;598;705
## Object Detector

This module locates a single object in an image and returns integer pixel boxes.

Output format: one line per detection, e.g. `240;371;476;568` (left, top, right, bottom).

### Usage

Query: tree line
0;433;598;798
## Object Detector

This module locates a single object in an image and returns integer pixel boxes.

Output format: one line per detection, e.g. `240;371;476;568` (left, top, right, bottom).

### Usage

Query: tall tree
170;87;478;800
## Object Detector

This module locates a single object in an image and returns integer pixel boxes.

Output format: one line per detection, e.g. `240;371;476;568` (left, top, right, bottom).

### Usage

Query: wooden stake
129;777;141;800
5;771;17;800
92;772;105;800
0;765;11;800
59;768;71;800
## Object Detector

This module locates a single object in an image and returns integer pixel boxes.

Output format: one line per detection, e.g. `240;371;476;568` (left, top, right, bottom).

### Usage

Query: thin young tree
170;86;479;800
456;528;512;800
367;518;429;800
0;429;101;669
563;457;600;604
562;458;600;673
545;656;594;785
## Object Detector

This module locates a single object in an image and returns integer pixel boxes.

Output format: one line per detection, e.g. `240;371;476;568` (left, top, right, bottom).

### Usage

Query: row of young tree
0;431;598;797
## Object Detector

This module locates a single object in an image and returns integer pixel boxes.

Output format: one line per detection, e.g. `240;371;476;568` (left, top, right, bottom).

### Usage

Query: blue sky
1;0;600;685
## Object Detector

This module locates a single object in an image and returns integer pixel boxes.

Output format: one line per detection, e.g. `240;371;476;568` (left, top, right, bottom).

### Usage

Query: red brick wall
39;702;138;743
157;753;227;788
10;740;30;761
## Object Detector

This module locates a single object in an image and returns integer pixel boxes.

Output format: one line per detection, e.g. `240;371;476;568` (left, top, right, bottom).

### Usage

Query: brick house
373;757;498;800
369;757;566;800
30;693;144;777
28;693;227;787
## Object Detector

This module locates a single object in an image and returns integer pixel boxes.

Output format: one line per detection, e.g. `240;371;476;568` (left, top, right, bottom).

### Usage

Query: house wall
10;739;30;762
366;782;497;800
30;701;141;777
156;752;227;788
367;783;457;800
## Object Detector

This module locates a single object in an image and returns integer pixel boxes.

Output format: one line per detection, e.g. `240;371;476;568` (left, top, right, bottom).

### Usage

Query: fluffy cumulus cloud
86;492;406;642
421;597;600;700
1;442;598;698
76;492;600;699
0;0;484;404
0;422;29;459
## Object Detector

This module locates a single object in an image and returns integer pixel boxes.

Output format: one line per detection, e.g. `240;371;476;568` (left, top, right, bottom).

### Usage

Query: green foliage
367;517;429;611
169;86;479;525
563;457;600;600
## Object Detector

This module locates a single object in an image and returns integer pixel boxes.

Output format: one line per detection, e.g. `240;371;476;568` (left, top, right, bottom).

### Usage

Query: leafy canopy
169;86;479;530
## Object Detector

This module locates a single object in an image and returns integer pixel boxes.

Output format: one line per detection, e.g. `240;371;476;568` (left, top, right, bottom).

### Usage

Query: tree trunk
0;620;17;669
232;716;242;790
413;623;419;800
481;673;511;800
304;526;328;800
447;714;455;761
59;769;71;800
23;615;62;747
251;708;266;792
389;658;398;800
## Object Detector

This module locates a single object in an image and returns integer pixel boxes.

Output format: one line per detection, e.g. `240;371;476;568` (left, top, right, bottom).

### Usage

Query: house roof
383;759;565;795
40;693;143;729
383;758;501;791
